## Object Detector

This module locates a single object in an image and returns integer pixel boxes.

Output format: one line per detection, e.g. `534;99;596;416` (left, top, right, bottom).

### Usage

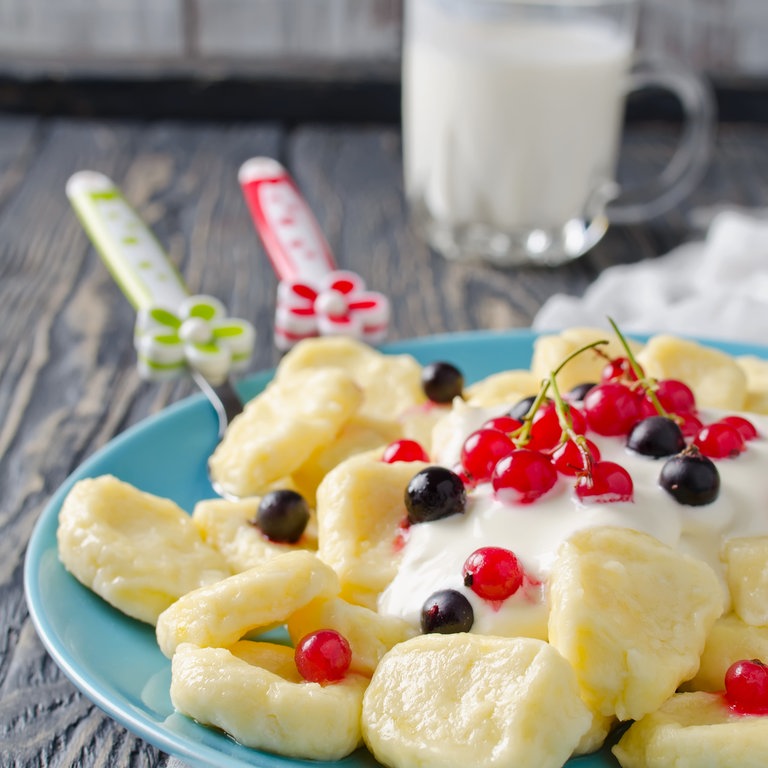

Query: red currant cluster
382;439;430;464
456;388;635;505
390;333;761;525
586;355;757;459
452;356;635;505
457;346;760;508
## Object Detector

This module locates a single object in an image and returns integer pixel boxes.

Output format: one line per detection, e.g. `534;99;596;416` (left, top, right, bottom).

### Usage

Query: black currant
420;589;474;634
567;382;597;402
405;466;466;524
253;489;310;543
627;416;686;458
508;395;537;421
659;448;720;506
422;361;464;404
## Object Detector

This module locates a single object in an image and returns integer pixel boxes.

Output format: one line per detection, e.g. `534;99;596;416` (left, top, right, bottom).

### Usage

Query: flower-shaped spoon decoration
135;295;255;383
66;170;255;398
275;270;389;351
239;157;390;350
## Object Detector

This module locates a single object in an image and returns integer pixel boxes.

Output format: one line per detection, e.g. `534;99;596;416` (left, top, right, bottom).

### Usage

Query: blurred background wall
0;0;401;81
0;0;766;84
0;0;765;122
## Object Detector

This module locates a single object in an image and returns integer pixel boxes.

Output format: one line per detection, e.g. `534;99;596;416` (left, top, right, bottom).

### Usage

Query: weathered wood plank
0;0;184;57
0;118;282;768
195;0;401;61
3;118;768;768
639;0;768;78
1;0;768;81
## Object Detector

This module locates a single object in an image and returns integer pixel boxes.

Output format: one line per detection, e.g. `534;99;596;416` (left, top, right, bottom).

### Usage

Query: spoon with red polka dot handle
238;157;390;351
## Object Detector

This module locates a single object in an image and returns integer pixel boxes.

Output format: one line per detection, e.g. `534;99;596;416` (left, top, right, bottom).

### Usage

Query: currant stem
549;374;595;483
514;381;551;446
606;317;669;418
513;339;609;448
553;339;610;379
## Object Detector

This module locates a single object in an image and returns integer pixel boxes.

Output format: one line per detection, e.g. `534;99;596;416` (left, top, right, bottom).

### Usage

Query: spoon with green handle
65;170;255;438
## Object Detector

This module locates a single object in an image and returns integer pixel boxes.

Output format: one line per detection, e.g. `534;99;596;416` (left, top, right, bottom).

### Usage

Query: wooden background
0;0;767;82
2;113;768;766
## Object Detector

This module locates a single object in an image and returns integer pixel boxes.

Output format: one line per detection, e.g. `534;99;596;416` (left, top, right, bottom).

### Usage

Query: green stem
607;317;669;418
514;379;551;446
513;338;609;447
553;339;610;379
549;374;595;482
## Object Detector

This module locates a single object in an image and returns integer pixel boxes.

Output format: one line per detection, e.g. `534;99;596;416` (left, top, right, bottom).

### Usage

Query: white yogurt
378;403;768;637
402;2;633;232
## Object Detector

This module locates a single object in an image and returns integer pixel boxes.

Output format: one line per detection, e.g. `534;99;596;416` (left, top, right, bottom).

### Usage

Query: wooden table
3;115;768;767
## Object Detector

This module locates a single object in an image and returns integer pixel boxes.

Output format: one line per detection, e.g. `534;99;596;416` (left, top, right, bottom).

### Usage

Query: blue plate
24;329;768;768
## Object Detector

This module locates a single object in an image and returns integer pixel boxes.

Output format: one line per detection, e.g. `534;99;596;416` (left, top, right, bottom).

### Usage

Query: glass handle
606;58;717;225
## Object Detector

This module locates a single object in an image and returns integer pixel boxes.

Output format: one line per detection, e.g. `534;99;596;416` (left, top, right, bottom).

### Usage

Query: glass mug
402;0;715;266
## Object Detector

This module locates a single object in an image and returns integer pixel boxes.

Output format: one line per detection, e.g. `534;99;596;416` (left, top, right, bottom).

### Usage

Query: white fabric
533;210;768;344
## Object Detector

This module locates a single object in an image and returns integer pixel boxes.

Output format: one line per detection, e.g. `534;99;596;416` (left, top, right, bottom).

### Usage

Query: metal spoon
66;170;255;448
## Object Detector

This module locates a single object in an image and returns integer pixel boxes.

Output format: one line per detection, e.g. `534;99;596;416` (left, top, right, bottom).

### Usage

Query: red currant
528;402;586;451
693;422;746;459
583;382;643;436
638;396;658;419
463;547;524;601
550;438;601;476
492;449;558;505
461;429;515;482
677;410;704;438
575;461;634;503
655;379;696;414
481;415;523;434
718;415;759;441
528;406;562;450
294;629;352;684
724;658;768;715
601;356;642;383
566;405;587;434
382;439;430;464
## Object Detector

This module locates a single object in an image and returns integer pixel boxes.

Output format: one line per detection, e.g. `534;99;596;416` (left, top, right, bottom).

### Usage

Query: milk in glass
403;1;634;242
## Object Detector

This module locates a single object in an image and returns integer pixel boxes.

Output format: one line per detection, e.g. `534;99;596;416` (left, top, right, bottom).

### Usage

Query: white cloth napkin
533;209;768;344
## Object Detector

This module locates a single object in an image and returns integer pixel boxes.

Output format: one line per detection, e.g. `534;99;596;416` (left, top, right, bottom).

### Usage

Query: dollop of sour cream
378;400;768;637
